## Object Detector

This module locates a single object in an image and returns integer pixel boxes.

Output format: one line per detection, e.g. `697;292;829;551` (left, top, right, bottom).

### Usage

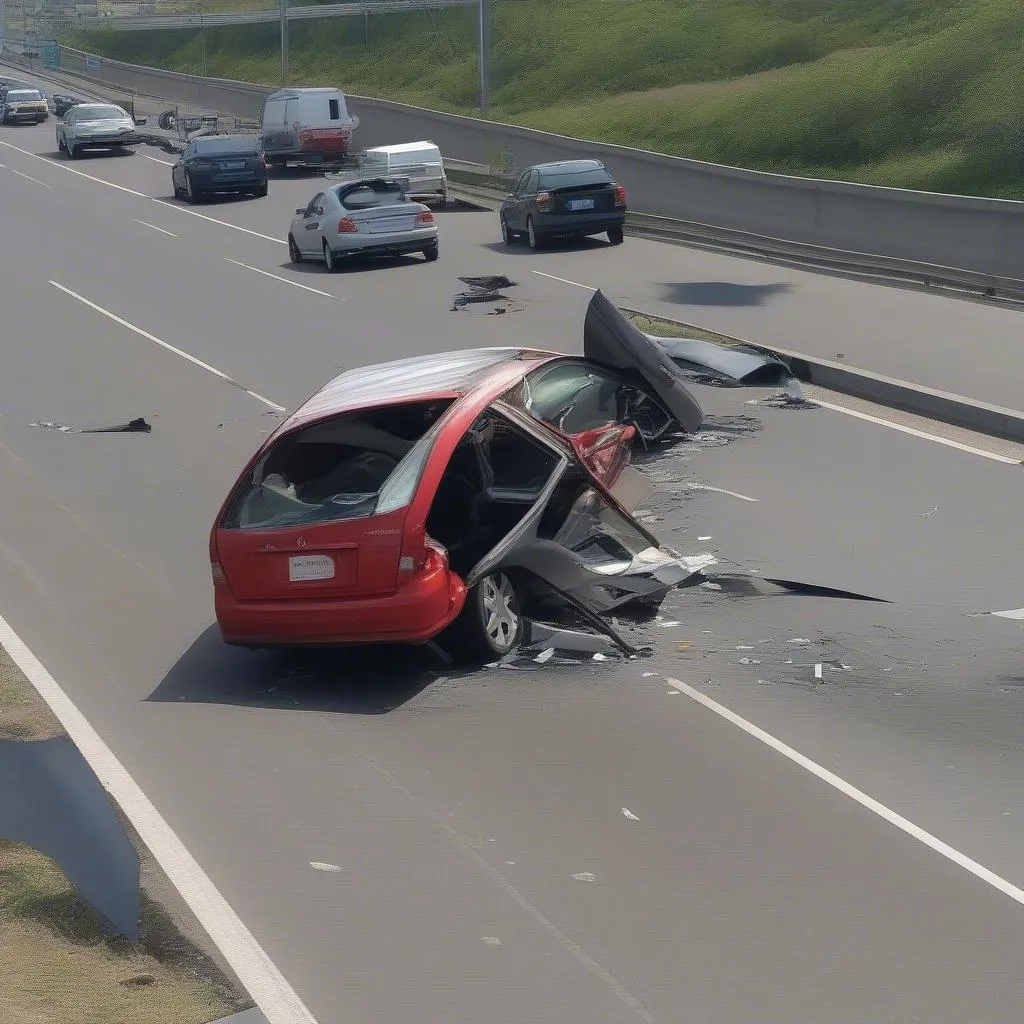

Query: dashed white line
0;140;286;244
0;162;53;189
141;152;175;166
133;219;178;237
224;257;336;298
531;270;595;290
662;675;1024;909
48;281;286;412
685;483;759;502
0;613;319;1024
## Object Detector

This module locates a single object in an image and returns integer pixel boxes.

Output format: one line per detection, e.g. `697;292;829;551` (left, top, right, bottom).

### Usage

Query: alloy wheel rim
482;574;518;650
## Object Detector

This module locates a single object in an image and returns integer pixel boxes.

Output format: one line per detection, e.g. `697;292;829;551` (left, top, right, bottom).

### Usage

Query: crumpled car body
209;291;703;658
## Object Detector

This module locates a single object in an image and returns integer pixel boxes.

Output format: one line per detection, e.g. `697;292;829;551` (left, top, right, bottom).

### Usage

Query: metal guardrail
72;0;476;31
10;45;1024;301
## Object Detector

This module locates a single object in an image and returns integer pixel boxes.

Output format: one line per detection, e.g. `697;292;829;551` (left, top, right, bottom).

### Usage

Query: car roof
365;141;439;155
266;87;343;99
528;159;606;173
280;348;555;432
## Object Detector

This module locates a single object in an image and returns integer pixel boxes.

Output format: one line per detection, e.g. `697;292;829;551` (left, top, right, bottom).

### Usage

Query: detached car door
582;289;704;435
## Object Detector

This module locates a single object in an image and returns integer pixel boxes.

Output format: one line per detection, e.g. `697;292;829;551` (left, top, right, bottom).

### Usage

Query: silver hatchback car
287;177;439;272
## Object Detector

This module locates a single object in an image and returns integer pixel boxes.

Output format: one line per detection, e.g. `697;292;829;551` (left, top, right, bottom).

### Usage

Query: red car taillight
396;536;448;588
211;561;227;587
337;216;358;233
612;183;627;206
535;191;552;212
416;209;435;226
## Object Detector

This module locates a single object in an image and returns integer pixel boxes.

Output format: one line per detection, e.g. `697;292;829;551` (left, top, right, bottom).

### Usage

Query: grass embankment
65;0;1024;198
0;646;247;1024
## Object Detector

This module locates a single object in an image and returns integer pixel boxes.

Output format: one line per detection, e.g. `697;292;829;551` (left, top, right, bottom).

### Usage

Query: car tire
608;225;625;245
500;214;518;245
67;142;78;160
323;240;338;272
57;137;64;153
184;172;200;204
287;233;303;264
527;216;545;250
255;182;269;198
423;241;439;262
443;571;523;662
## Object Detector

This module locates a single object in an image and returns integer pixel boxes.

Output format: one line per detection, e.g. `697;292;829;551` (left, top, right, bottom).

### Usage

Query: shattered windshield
220;400;453;530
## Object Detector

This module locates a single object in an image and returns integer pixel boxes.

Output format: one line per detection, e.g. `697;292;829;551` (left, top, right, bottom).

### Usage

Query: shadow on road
658;281;793;306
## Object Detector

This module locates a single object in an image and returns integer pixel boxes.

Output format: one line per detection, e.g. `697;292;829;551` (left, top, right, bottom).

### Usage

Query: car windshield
75;105;125;120
336;180;406;210
8;91;41;101
538;166;611;190
221;399;454;530
194;137;260;155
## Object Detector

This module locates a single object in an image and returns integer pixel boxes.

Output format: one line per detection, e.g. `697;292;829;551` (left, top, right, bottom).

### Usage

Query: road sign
41;41;58;69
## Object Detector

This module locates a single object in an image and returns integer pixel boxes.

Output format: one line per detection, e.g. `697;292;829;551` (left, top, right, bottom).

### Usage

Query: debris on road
451;275;518;311
654;335;792;388
920;506;940;517
31;417;152;434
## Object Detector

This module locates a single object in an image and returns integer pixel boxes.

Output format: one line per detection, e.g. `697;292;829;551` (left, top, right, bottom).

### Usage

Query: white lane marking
989;607;1024;620
0;162;53;189
531;270;596;290
685;483;759;502
134;219;178;238
663;675;1024;908
812;397;1023;465
0;140;286;245
49;281;286;412
224;258;335;298
0;614;319;1024
141;152;175;166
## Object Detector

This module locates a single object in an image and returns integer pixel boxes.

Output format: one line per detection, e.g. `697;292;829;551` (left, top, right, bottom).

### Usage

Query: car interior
426;412;560;576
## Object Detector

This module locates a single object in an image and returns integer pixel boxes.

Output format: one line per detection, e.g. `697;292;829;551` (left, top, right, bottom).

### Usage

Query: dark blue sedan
171;134;269;203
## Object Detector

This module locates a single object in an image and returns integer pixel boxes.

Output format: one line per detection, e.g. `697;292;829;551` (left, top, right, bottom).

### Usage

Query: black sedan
499;159;628;250
171;133;269;203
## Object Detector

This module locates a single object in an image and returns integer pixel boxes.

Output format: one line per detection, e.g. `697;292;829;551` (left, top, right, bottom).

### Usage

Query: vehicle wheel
608;225;625;245
444;571;523;662
423;241;439;262
527;216;545;250
287;233;303;264
184;171;200;204
323;240;338;272
255;182;268;198
67;142;78;160
500;214;518;245
57;137;64;152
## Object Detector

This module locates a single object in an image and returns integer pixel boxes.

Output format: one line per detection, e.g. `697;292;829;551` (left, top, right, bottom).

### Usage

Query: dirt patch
0;647;253;1024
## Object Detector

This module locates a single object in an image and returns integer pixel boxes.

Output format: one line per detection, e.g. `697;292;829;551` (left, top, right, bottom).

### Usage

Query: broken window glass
221;400;453;530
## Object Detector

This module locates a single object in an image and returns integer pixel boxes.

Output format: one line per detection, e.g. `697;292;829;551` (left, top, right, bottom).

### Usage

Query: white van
360;141;448;208
259;87;360;166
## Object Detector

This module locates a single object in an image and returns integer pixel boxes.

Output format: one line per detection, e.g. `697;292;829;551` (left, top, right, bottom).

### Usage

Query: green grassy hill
64;0;1024;197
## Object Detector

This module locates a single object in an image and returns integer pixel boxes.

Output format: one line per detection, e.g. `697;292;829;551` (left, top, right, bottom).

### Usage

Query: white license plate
222;160;245;169
289;554;335;582
568;198;595;211
369;218;416;234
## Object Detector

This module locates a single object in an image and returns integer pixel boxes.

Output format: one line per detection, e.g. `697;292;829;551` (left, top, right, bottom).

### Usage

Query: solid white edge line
48;281;286;413
0;140;286;245
5;165;54;189
530;270;596;290
224;257;336;298
685;483;759;503
141;153;175;166
663;675;1024;908
0;614;319;1024
812;398;1022;464
134;219;178;238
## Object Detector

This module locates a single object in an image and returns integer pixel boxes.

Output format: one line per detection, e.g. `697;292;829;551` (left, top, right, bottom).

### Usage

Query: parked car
259;87;359;167
56;102;139;158
1;88;48;124
208;289;704;660
287;176;438;271
171;134;269;203
359;141;448;208
499;159;627;250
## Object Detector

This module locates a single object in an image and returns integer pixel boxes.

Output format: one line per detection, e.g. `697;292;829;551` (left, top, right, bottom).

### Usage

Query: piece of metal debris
451;274;518;311
738;657;761;665
572;871;596;882
621;808;640;821
814;664;823;679
759;378;819;410
920;506;939;518
31;417;152;433
309;861;343;872
654;336;792;387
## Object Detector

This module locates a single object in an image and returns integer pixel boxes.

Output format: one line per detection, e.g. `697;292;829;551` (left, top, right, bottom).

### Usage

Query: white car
56;102;139;159
287;176;439;271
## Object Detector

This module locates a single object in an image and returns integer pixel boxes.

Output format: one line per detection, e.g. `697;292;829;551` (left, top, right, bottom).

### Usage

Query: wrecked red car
209;290;704;660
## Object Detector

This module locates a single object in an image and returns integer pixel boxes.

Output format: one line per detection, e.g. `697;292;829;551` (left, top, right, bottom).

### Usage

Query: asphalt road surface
3;117;1024;1024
